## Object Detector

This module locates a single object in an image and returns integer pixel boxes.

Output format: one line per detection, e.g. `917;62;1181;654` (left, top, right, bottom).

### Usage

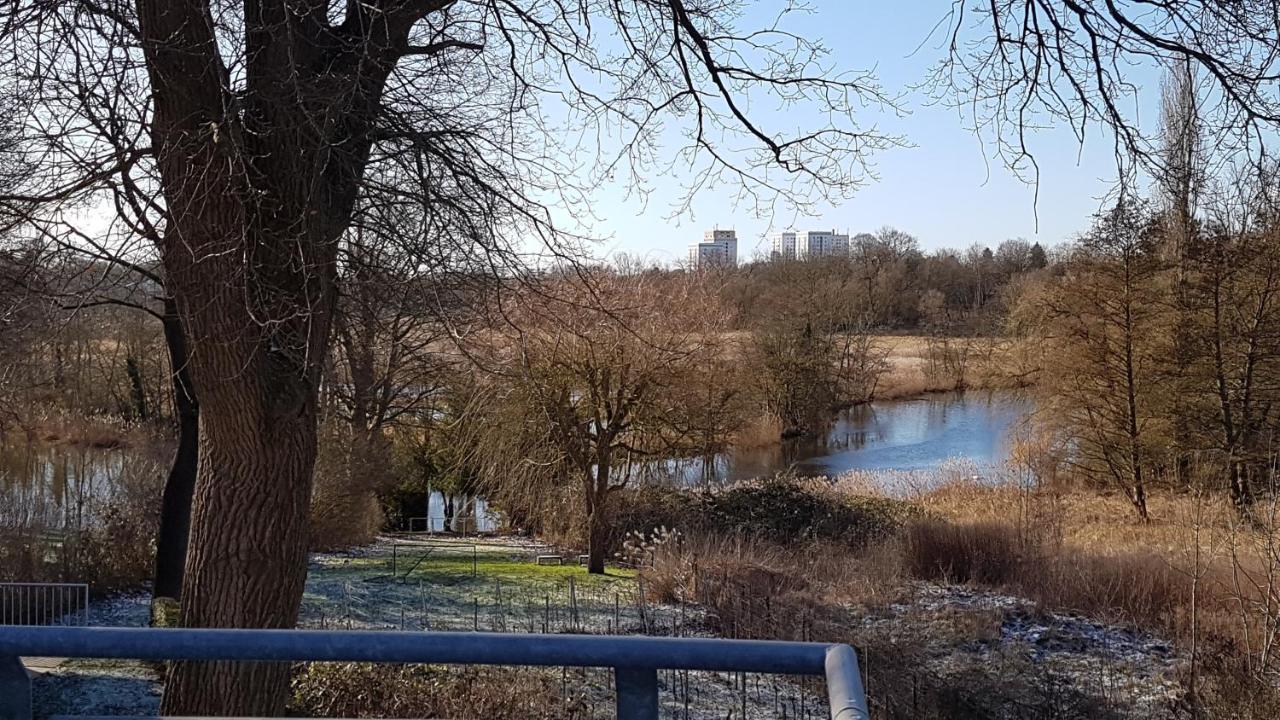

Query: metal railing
0;626;870;720
0;583;89;627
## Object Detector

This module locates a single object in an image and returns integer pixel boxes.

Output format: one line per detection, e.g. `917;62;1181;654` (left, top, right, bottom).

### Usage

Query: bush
703;477;916;547
290;662;586;718
308;424;384;551
610;475;918;555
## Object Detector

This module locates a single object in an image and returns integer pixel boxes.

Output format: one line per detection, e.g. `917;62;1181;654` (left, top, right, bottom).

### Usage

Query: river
0;439;499;535
643;390;1032;487
2;391;1030;535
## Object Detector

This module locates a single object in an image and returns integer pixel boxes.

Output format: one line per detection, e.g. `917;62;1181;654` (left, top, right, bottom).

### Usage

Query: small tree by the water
482;269;738;573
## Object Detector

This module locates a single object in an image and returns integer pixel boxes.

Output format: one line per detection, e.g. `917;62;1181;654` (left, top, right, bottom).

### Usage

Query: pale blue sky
584;2;1157;263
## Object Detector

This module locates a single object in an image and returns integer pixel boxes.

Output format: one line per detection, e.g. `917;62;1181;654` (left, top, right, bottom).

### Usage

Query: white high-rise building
770;229;849;261
797;229;849;259
688;229;738;268
770;231;797;261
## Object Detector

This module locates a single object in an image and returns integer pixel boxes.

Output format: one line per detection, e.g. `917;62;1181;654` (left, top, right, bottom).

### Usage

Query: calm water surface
0;440;136;532
650;390;1032;486
2;391;1029;532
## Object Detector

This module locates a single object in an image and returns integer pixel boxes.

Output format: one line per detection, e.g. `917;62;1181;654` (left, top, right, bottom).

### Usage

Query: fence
300;577;855;718
405;513;491;535
0;583;89;627
306;574;675;636
0;626;869;720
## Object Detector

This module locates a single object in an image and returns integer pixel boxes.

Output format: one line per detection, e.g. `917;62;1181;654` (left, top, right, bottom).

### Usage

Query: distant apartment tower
688;228;738;268
770;229;849;261
770;231;797;261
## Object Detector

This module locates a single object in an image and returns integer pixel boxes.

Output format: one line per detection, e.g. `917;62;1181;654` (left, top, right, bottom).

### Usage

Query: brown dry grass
892;478;1280;716
638;525;1139;718
291;663;591;718
2;407;136;449
640;472;1280;716
872;334;1028;399
913;479;1242;564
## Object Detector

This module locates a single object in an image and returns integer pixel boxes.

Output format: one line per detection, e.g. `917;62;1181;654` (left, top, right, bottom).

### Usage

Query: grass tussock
290;663;589;718
641;533;892;640
904;520;1024;586
903;518;1190;631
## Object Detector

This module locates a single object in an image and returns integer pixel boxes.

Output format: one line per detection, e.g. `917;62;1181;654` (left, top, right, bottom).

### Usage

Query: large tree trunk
161;366;321;715
151;299;199;604
134;0;407;711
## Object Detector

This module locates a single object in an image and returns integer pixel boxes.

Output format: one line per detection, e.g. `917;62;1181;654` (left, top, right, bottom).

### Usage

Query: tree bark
160;342;322;714
151;298;199;604
134;0;402;710
586;458;611;575
586;499;609;575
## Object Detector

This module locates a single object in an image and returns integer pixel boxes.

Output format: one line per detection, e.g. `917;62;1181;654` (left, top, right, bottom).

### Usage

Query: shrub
308;424;384;551
703;476;916;547
608;475;918;558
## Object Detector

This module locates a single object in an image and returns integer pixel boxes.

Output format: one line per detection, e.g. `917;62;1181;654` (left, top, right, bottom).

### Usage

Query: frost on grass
32;659;160;719
28;538;1188;719
856;582;1183;718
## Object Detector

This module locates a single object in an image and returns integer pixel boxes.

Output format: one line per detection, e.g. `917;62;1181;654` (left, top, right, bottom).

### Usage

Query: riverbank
30;522;1192;719
731;334;1031;451
872;334;1031;399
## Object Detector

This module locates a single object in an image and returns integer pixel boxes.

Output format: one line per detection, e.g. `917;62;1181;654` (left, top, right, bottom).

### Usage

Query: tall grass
892;473;1280;717
629;465;1280;716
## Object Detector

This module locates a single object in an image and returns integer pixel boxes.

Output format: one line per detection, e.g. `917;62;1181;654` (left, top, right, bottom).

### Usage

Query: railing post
824;644;870;720
0;655;32;720
614;666;658;720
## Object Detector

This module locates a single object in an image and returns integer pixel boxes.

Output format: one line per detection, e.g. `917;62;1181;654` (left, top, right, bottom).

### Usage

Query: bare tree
488;270;732;573
1189;164;1280;509
940;1;1280;180
1030;198;1171;520
0;1;897;710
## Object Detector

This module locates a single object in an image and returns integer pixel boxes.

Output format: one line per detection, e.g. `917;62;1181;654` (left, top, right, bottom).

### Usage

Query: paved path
22;656;64;673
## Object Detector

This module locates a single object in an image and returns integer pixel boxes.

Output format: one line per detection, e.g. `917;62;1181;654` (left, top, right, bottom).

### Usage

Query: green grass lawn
302;537;644;633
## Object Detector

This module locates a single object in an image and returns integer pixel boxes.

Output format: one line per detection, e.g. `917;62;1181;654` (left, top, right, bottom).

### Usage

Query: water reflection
421;492;498;533
636;390;1031;486
2;390;1029;537
0;440;128;534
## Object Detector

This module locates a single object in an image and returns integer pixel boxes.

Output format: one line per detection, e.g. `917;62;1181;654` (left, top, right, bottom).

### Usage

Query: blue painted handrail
0;626;870;719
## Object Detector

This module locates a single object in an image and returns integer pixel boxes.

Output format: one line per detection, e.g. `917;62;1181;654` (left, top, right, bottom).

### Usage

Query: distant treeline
717;230;1051;334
